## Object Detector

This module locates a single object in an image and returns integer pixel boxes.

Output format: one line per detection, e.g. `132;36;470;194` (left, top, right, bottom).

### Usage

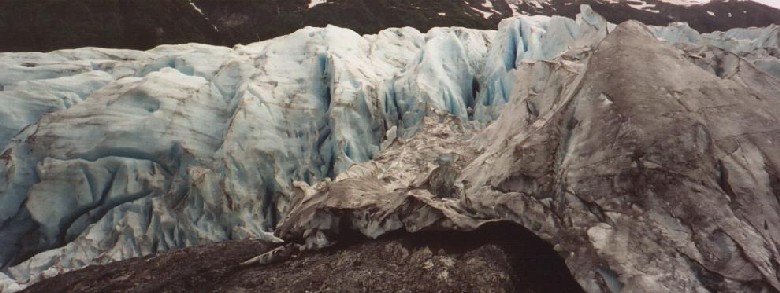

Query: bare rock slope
1;0;779;52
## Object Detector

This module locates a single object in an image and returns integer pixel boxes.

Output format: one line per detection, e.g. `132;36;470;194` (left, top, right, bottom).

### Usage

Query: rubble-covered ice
275;20;780;293
0;4;777;289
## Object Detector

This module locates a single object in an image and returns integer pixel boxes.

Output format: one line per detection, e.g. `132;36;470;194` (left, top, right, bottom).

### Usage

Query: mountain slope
0;0;778;51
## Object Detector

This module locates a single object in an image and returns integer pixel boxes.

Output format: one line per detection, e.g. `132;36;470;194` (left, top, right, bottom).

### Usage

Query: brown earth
22;223;583;293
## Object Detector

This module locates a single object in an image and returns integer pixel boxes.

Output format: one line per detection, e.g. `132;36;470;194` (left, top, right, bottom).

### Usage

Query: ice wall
0;5;776;286
473;5;614;121
0;23;497;284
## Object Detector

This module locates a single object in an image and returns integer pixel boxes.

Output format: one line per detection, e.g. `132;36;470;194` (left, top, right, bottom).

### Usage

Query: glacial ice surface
0;4;777;287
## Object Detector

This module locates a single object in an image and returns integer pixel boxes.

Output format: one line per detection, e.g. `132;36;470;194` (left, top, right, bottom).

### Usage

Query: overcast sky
752;0;780;9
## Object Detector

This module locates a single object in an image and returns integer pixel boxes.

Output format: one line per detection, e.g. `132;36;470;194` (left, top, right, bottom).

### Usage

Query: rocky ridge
1;0;779;52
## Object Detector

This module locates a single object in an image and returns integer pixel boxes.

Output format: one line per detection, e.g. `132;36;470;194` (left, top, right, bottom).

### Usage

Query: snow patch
471;6;495;19
308;0;327;9
657;0;710;5
627;1;657;10
472;0;498;19
188;0;204;15
508;3;521;17
188;0;219;32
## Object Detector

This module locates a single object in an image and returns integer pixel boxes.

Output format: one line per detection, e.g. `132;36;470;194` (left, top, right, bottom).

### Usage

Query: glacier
0;4;778;289
272;19;780;292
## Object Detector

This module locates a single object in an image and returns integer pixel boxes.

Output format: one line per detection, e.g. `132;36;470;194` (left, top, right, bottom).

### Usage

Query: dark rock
22;224;583;293
427;161;460;198
0;0;778;52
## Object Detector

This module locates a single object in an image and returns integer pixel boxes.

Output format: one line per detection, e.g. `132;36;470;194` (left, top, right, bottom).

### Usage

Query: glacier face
0;4;778;287
0;18;501;284
474;6;615;122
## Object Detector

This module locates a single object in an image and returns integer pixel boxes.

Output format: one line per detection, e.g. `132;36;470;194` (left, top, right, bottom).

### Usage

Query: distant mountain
0;0;778;52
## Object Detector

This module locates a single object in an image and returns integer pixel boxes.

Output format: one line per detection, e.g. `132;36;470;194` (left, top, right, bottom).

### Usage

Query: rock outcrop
1;0;779;52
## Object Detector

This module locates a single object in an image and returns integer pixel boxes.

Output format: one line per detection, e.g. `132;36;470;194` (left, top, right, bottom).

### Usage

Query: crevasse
0;5;777;289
